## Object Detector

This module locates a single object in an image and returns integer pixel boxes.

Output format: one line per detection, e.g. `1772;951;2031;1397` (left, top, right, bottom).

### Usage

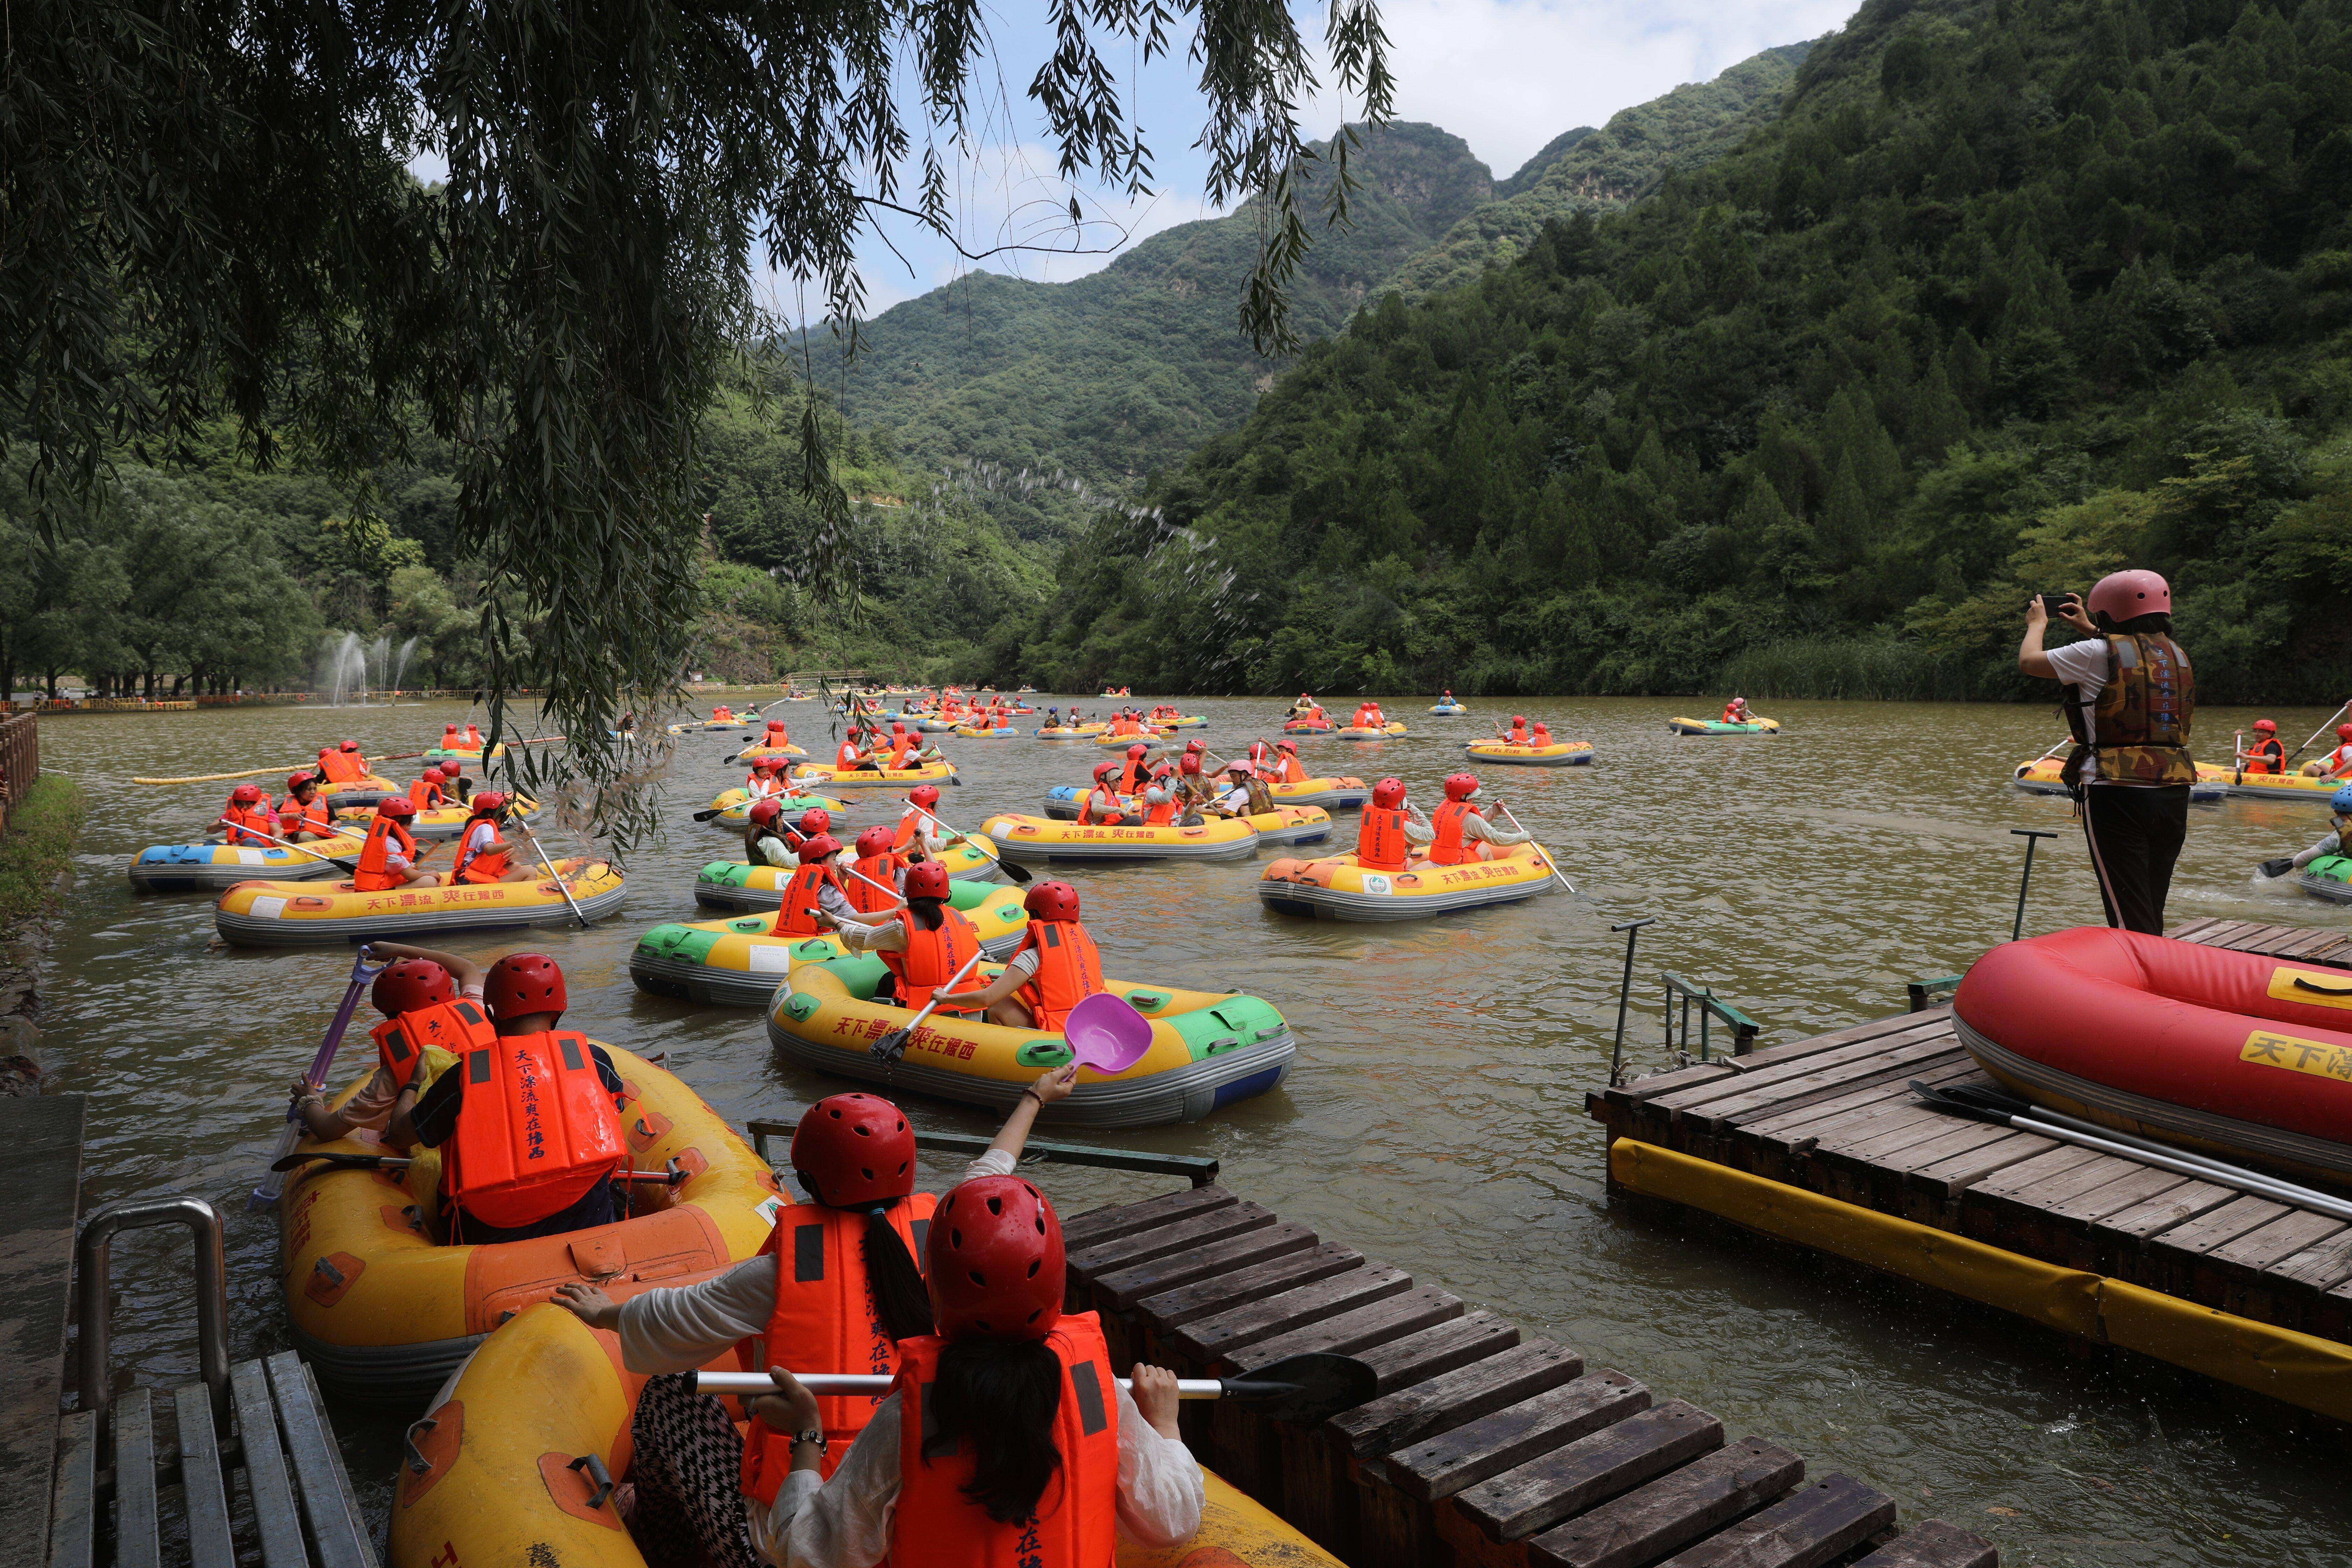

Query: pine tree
1907;353;1969;464
1947;330;1993;415
1817;454;1873;569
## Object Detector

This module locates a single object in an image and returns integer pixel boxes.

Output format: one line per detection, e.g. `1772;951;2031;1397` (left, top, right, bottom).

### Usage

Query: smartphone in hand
2039;593;2079;619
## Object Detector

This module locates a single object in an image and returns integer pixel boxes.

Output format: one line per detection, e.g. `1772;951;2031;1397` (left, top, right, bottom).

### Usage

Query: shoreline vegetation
0;775;87;1094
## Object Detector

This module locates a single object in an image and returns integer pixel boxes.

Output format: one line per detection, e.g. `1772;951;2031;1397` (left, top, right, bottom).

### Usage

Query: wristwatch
791;1429;827;1455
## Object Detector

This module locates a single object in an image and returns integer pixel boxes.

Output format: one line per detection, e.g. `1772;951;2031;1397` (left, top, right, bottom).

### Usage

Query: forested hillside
990;0;2352;704
1377;42;1819;304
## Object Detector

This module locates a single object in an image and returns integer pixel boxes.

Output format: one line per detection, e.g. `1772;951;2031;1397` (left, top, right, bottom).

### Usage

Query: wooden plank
301;1363;376;1568
1654;1473;1895;1568
1979;1149;2150;1214
1225;1287;1463;1373
1064;1200;1276;1280
1168;1264;1411;1362
2039;1164;2196;1226
173;1382;237;1568
1606;1013;1944;1109
1330;1338;1584;1458
1527;1438;1805;1568
2091;1177;2241;1242
1387;1371;1650;1502
265;1351;377;1568
1654;1025;1961;1125
1352;1311;1524;1398
1134;1244;1364;1333
1691;1039;1969;1135
1608;1062;1738;1107
2143;1194;2291;1257
230;1360;308;1568
46;1411;95;1568
0;1095;83;1568
1088;1220;1317;1308
113;1388;160;1568
2267;1228;2352;1293
1738;1073;1926;1142
1813;1099;1985;1164
1453;1400;1722;1540
1061;1184;1234;1251
1848;1519;1997;1568
2203;1210;2345;1273
1968;1144;2112;1201
1881;1123;2047;1190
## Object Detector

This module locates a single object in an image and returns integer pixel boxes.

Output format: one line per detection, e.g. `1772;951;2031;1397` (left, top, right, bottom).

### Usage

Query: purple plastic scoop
1064;991;1154;1073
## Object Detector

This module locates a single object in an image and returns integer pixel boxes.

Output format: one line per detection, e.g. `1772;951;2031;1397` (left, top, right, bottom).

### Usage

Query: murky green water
38;694;2352;1565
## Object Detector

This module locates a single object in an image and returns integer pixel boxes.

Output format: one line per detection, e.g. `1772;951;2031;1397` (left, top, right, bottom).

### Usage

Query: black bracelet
1021;1088;1042;1105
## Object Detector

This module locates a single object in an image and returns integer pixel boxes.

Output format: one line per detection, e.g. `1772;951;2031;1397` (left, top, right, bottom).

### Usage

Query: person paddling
929;881;1106;1031
890;784;961;856
550;1078;1117;1566
771;834;858;937
816;860;978;1008
2263;785;2352;880
451;792;536;884
2303;723;2352;778
353;797;439;890
2242;719;2286;774
277;773;337;841
1355;777;1420;872
1075;763;1132;827
1423;772;1531;864
287;944;493;1146
217;784;278;846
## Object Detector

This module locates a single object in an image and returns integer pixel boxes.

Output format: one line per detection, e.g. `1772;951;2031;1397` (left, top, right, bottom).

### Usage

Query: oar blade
1217;1352;1376;1424
870;1027;911;1064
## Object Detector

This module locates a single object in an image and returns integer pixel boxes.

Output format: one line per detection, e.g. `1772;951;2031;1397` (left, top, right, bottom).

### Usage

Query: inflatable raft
283;1043;776;1404
2299;853;2352;905
731;741;808;760
1033;722;1108;740
2010;757;2229;802
1335;722;1408;739
128;834;367;892
421;744;507;764
1668;715;1780;735
320;773;402;810
632;882;1032;1006
770;954;1293;1125
334;798;540;842
953;723;1019;738
692;840;1002;912
1430;702;1467;715
2218;765;2352;802
984;813;1260;864
700;787;846;829
788;760;957;791
1258;843;1564;922
215;859;626;946
1094;728;1174;747
1270;775;1371;811
1282;719;1335;735
1463;739;1592;767
1955;925;2352;1181
1034;789;1334;847
387;1302;1341;1568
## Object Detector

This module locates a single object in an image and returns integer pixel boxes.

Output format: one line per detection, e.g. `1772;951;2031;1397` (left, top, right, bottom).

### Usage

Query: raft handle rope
1911;1081;2352;1225
567;1453;618;1510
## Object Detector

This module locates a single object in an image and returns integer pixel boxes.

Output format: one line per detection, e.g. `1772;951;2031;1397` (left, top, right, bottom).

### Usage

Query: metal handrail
746;1119;1220;1188
76;1196;231;1427
1907;975;1964;1012
1660;971;1760;1062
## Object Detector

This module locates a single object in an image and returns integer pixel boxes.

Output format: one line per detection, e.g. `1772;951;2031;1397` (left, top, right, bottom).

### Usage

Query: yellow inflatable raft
1269;775;1371;811
955;722;1020;738
387;1303;1341;1568
1258;842;1564;921
317;772;403;808
983;812;1261;864
770;954;1294;1125
1093;728;1174;747
128;833;368;892
2011;756;2232;802
699;787;847;829
691;838;1002;911
631;882;1032;1006
334;797;539;841
1032;722;1108;739
215;858;627;946
1335;721;1409;738
731;741;808;759
284;1043;777;1404
1462;739;1593;767
787;760;958;791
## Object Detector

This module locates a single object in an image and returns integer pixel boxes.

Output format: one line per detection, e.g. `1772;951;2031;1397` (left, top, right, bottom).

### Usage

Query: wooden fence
0;713;37;806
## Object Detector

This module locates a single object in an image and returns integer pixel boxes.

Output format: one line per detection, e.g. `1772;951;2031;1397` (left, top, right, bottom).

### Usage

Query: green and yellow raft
632;880;1030;1006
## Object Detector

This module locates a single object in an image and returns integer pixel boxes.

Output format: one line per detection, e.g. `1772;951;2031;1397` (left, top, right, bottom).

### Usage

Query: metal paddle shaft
2009;828;2059;941
913;803;1028;883
2286;700;2352;766
251;948;388;1211
693;1352;1375;1424
1493;802;1574;894
523;824;593;928
870;946;990;1064
208;820;359;873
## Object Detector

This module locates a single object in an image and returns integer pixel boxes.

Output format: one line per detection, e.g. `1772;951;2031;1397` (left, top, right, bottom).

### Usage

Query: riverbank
0;775;86;1094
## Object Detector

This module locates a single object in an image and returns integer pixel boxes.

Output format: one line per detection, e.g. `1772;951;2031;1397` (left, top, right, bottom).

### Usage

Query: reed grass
1714;637;1973;702
0;776;86;931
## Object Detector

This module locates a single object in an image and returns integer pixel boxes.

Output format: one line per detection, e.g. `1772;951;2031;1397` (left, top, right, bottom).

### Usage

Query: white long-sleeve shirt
2292;817;2352;869
610;1148;1200;1564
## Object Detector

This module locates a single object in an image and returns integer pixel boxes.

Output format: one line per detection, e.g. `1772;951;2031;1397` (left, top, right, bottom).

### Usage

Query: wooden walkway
1585;918;2352;1366
1062;1186;1995;1568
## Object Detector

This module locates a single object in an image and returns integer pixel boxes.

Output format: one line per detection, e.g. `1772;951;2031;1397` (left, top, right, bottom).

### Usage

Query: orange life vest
887;1314;1119;1568
891;735;918;765
1014;919;1102;1033
370;998;495;1092
465;725;483;746
317;750;363;784
441;1030;626;1231
882;907;983;1015
1275;756;1307;784
837;740;863;769
1507;723;1528;745
714;707;735;721
1354;706;1379;728
1722;704;1743;723
891;808;925;854
455;820;511;883
1530;726;1551;746
846;852;904;916
353;815;418;891
222;803;276;846
1357;807;1410;872
1075;790;1125;827
278;793;331;836
2246;737;2285;775
737;1195;939;1496
773;861;843;937
407;776;444;812
1116;760;1147;794
765;723;790;746
1143;791;1178;826
1428;800;1480;866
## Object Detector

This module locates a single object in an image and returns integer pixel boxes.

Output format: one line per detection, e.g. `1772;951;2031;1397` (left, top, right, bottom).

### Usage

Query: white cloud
1306;0;1857;179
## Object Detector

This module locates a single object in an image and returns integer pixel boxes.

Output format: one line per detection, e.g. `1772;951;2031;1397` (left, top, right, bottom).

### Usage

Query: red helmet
1127;742;1148;758
1185;738;1206;751
2254;719;2278;733
372;957;456;1017
855;825;893;858
439;759;464;777
340;740;361;752
377;796;417;819
444;724;460;734
1179;753;1202;775
904;860;951;901
891;722;907;734
1024;880;1080;922
1443;772;1480;801
748;798;784;827
1511;715;1525;726
798;808;832;836
484;953;566;1018
791;1093;915;1207
799;833;841;862
469;791;509;814
2340;725;2352;743
908;784;940;808
1276;740;1296;753
926;1176;1065;1342
1093;761;1118;780
286;772;315;792
231;783;264;804
2086;569;2171;623
1372;777;1407;809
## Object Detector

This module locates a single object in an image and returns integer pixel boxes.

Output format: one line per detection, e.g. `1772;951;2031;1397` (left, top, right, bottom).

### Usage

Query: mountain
980;0;2352;704
1375;41;1818;304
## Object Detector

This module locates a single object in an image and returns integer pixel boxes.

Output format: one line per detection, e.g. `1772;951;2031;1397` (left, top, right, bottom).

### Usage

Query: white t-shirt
2044;638;2123;785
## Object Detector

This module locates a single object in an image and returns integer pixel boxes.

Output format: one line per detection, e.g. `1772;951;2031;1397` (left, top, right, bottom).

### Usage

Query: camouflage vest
2062;633;2194;786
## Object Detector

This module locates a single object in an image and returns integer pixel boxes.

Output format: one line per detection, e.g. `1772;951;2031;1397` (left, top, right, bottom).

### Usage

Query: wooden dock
1062;1184;1996;1568
1585;917;2352;1422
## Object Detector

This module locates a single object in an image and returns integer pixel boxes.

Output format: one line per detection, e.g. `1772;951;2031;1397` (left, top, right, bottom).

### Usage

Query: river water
38;694;2352;1565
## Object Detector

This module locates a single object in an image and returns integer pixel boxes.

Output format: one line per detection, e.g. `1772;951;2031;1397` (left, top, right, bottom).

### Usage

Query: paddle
870;947;990;1064
250;947;388;1210
1491;801;1577;895
912;804;1029;883
686;1351;1377;1423
518;822;593;928
271;1151;691;1185
210;820;363;875
2261;857;2298;879
2284;700;2352;766
1909;1080;2352;1224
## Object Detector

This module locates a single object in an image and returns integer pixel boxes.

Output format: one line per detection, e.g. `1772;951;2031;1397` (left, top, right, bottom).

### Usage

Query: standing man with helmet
2020;569;2196;934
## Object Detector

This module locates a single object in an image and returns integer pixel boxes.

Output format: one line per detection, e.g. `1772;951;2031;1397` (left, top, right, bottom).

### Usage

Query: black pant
447;1177;618;1245
2081;784;2190;935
